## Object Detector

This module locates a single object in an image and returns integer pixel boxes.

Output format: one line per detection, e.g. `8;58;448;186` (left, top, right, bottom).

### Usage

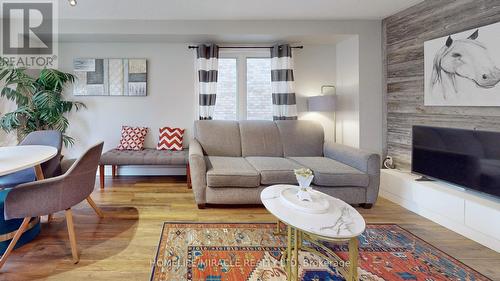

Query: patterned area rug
150;223;490;281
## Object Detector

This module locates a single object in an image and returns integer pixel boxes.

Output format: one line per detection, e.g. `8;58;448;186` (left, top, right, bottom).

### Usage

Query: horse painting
430;29;500;100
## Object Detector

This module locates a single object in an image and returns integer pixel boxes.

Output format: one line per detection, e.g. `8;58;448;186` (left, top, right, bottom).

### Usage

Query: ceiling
58;33;352;44
59;0;423;21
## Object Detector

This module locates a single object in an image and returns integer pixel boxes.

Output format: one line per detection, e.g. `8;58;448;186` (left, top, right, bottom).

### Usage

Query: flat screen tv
412;126;500;198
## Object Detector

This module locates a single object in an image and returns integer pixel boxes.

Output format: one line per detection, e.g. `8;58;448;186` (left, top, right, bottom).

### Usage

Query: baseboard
380;169;500;253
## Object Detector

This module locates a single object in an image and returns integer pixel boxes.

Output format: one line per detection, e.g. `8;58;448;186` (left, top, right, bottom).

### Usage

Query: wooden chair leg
86;196;104;218
112;165;117;178
0;217;31;269
65;209;79;264
99;165;105;190
34;165;45;180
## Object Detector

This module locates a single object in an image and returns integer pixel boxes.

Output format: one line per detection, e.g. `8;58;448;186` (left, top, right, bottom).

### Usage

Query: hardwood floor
1;176;499;280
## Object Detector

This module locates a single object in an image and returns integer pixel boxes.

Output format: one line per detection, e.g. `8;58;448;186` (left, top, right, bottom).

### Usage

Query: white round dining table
0;145;58;179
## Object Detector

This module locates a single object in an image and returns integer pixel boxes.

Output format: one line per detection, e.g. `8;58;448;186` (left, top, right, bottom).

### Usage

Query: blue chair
0;189;41;254
0;131;62;189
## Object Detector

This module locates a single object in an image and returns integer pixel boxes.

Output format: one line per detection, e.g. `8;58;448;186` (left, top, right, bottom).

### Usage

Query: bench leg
187;163;192;189
112;165;117;178
99;165;105;189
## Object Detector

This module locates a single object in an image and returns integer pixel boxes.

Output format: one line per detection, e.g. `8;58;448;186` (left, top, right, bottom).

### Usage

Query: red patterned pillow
157;127;184;151
117;126;148;150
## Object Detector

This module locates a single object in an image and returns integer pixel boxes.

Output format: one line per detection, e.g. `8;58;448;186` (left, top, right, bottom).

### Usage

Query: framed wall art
424;22;500;106
73;58;147;96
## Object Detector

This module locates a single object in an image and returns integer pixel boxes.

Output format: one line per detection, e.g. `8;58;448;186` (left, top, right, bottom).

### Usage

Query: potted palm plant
0;66;85;146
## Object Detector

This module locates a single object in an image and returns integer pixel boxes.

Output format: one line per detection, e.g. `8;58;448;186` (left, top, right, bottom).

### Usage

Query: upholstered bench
99;148;190;189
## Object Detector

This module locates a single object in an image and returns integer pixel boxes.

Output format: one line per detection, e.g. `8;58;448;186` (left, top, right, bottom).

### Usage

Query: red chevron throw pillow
157;127;184;151
117;126;148;150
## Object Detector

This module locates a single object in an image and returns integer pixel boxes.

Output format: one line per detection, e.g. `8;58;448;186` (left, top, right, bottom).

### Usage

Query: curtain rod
188;45;303;49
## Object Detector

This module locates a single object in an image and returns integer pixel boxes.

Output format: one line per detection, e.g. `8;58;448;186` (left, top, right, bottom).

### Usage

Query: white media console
380;169;500;252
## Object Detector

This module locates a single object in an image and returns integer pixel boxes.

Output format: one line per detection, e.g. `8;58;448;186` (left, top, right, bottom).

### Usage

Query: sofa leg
186;163;192;189
197;203;206;209
360;203;373;209
99;165;105;189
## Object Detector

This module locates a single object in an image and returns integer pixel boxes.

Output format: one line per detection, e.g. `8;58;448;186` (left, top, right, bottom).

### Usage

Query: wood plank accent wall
382;0;500;170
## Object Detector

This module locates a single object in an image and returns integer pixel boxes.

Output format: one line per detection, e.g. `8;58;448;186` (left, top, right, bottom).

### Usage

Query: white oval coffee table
0;145;57;179
261;184;366;281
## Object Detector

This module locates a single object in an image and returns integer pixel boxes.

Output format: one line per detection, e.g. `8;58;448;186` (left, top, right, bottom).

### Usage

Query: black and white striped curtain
271;44;298;120
197;44;219;120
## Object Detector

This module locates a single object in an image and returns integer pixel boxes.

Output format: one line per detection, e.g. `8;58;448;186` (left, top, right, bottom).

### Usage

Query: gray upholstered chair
0;142;104;269
0;130;63;189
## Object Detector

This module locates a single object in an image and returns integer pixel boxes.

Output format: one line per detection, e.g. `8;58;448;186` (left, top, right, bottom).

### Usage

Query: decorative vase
294;168;314;201
296;175;313;189
295;175;314;202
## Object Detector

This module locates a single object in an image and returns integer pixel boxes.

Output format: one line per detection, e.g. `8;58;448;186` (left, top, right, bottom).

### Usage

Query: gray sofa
189;120;380;209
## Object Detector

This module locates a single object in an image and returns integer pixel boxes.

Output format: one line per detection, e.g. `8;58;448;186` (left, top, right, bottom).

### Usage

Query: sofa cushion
246;157;305;185
206;156;260;188
194;120;242;157
100;148;188;165
289;157;369;187
239;120;283;157
275;120;324;157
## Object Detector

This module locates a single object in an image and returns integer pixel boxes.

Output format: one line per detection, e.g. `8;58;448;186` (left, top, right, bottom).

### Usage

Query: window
214;58;237;120
247;58;273;120
214;51;272;120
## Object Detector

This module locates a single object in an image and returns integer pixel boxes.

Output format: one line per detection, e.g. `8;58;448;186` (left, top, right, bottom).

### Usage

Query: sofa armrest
189;138;207;205
324;142;381;204
324;142;380;175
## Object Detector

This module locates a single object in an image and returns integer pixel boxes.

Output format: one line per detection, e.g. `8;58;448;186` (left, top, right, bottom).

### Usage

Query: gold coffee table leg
348;237;358;281
285;225;301;281
298;230;303;249
286;225;292;278
274;219;286;236
275;219;281;235
293;228;299;280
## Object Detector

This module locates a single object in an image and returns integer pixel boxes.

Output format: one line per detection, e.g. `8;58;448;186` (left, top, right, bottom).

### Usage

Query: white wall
358;24;383;153
59;42;337;160
2;20;384;162
59;43;196;158
63;20;384;155
59;20;383;155
334;27;383;154
296;44;336;144
335;36;360;148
